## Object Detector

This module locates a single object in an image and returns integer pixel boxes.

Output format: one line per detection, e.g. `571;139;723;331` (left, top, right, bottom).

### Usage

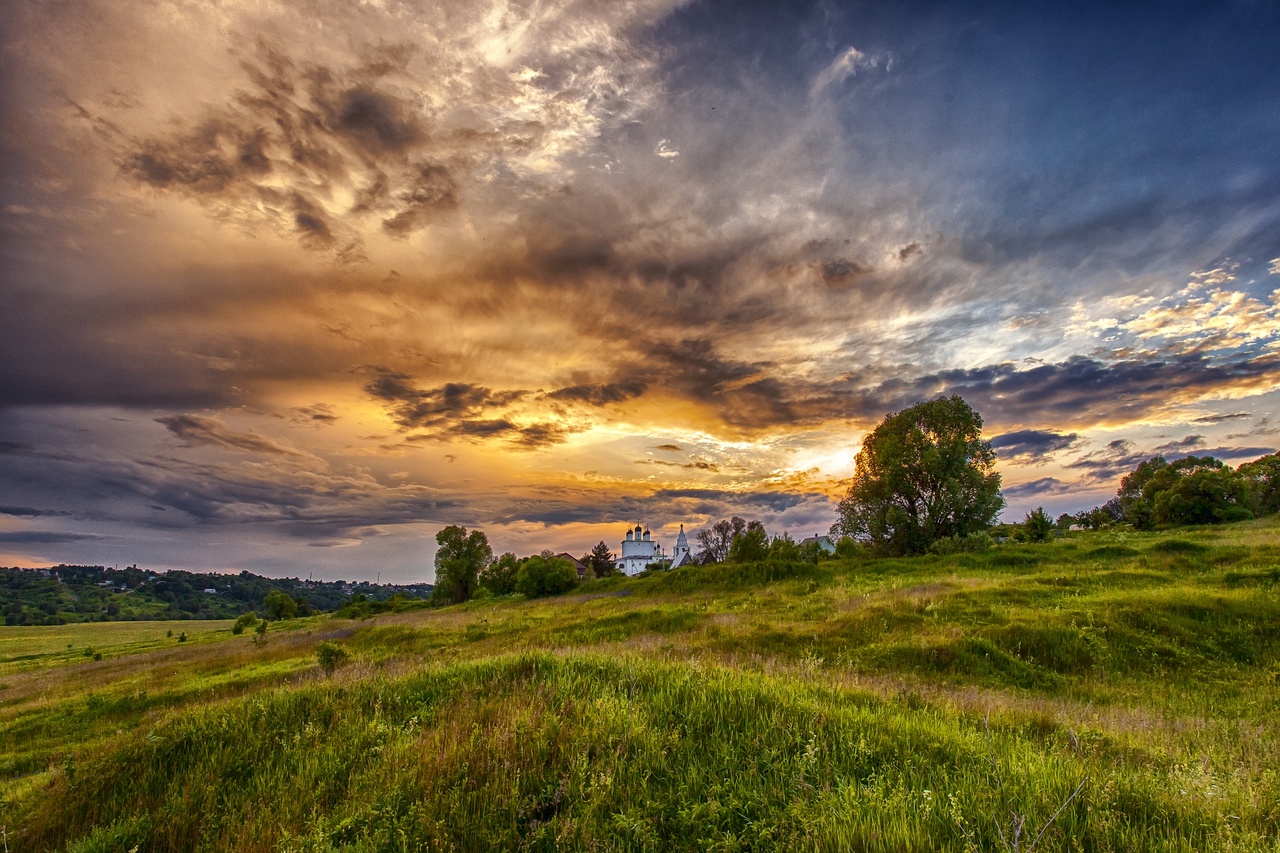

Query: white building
618;524;659;576
670;524;693;569
617;522;695;575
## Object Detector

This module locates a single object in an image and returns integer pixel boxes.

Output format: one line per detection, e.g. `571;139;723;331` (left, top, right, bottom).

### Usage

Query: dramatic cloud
3;0;1279;578
156;415;310;457
991;430;1081;465
1003;478;1075;499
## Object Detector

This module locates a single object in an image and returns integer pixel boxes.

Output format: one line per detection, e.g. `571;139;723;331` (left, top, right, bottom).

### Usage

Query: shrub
1022;507;1053;543
316;641;349;675
515;555;579;598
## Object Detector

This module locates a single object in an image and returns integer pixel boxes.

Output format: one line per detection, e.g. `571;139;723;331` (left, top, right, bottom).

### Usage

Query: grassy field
0;620;235;672
2;522;1278;850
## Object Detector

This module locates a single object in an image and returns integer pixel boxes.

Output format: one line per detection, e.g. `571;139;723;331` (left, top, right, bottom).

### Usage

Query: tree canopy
432;525;492;605
832;396;1004;556
515;555;579;598
1118;455;1252;528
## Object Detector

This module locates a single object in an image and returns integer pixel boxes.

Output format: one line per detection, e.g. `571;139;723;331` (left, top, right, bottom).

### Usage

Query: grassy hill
2;523;1278;851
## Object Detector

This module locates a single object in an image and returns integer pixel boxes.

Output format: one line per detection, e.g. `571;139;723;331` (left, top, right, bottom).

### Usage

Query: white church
616;523;694;576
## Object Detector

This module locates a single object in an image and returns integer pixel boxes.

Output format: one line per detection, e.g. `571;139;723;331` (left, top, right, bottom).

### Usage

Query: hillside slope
3;523;1278;851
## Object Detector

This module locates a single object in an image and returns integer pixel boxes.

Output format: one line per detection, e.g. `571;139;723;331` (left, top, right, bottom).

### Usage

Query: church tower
671;524;692;568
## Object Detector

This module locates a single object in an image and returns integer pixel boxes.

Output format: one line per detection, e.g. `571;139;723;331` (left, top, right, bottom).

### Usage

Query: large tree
432;525;492;605
832;396;1003;556
695;516;746;564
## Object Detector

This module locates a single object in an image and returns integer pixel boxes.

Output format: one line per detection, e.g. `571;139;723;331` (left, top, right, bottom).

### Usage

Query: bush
928;531;994;555
232;612;259;635
515;555;578;598
1022;507;1053;543
316;641;349;675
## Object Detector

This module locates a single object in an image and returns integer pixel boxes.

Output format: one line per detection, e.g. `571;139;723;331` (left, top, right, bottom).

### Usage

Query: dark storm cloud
156;414;308;457
365;368;578;449
896;242;922;262
0;506;71;518
0;440;478;540
0;531;104;544
991;430;1080;464
294;404;338;424
114;40;454;250
817;259;873;286
381;163;458;236
654;444;683;452
1152;435;1205;455
852;353;1280;431
635;459;720;472
1003;478;1073;499
491;486;831;528
548;380;649;406
584;342;1280;435
1196;446;1275;461
365;369;526;429
1064;439;1148;483
1192;412;1250;424
651;488;819;514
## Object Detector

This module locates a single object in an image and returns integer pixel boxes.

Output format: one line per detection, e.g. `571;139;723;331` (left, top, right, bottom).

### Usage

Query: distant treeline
1;564;433;626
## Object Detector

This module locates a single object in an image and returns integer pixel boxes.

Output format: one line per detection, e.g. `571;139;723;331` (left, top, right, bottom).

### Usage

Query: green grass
0;620;234;672
3;522;1280;850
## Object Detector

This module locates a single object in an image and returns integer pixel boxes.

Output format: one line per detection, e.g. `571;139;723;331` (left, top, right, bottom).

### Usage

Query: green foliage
1120;455;1253;528
514;555;578;598
1237;451;1280;515
727;521;769;563
316;641;349;675
1022;507;1053;543
927;531;994;555
833;396;1004;555
584;541;617;579
334;593;425;620
479;552;520;596
231;612;258;635
432;525;493;605
264;589;298;621
0;565;426;624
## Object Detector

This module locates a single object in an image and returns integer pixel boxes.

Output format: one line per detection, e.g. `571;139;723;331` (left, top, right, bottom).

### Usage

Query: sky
2;0;1279;583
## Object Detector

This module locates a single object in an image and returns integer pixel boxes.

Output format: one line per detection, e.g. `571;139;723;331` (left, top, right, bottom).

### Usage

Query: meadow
2;522;1278;851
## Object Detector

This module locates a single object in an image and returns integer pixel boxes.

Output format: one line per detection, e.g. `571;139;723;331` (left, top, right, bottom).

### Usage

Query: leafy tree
696;517;746;564
584;541;617;578
432;525;492;605
479;552;520;596
1022;507;1053;543
727;521;769;563
1119;455;1251;527
832;396;1004;556
767;533;803;563
515;555;578;598
1238;452;1280;515
264;589;298;621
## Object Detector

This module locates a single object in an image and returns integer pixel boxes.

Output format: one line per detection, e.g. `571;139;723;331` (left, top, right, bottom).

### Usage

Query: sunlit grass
2;522;1279;850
